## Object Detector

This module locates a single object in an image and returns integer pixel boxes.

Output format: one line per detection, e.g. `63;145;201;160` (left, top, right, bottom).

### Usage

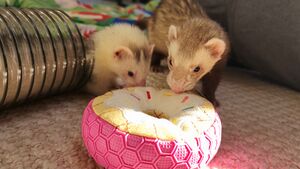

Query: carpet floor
0;68;300;169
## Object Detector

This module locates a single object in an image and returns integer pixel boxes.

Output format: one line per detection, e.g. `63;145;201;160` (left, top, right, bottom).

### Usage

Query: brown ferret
147;0;230;107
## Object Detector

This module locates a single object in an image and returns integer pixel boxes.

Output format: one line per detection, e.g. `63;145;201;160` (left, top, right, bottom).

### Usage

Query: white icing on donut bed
82;87;222;169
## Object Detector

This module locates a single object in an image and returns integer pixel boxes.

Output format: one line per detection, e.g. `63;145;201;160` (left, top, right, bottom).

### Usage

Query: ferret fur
84;24;154;96
147;0;230;106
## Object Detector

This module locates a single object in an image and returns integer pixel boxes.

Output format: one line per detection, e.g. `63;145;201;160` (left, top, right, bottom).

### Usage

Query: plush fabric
92;87;216;141
82;98;221;168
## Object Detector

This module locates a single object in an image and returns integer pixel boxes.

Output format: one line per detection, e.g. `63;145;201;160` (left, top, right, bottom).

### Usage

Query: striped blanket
0;0;159;37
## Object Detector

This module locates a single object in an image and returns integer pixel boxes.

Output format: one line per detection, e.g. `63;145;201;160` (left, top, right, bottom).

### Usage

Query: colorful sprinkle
130;94;141;101
181;96;189;103
202;102;213;109
146;91;151;99
163;92;173;96
126;87;135;92
182;106;194;111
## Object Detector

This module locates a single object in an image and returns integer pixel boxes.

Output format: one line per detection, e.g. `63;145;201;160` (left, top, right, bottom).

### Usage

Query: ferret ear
168;25;178;42
204;38;226;61
114;46;133;61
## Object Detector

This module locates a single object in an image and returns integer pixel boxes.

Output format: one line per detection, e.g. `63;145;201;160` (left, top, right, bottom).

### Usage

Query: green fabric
0;0;59;8
0;0;160;31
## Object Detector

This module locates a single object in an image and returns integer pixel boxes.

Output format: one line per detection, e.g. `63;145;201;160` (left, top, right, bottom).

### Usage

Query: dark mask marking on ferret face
130;45;151;63
135;49;143;63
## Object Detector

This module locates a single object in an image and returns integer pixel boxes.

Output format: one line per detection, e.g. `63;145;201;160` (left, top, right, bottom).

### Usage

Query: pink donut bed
82;87;222;169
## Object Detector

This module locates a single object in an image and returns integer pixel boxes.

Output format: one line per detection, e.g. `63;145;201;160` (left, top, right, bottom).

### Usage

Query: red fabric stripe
146;91;151;99
75;11;109;17
82;4;93;9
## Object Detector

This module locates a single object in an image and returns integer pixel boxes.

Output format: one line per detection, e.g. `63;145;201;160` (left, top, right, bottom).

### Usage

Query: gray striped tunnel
0;8;94;109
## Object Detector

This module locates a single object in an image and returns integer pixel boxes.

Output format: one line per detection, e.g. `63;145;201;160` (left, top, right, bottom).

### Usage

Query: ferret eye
193;66;200;73
128;71;134;77
169;59;173;66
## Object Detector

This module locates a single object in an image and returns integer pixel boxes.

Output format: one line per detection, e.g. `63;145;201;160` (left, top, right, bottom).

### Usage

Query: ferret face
166;25;226;93
112;45;154;88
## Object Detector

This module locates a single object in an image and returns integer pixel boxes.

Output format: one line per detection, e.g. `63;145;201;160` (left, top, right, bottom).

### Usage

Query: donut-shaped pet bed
82;87;222;169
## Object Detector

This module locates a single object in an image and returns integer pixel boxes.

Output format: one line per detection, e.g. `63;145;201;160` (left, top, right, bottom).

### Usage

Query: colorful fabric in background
0;0;159;38
0;0;60;8
65;0;159;37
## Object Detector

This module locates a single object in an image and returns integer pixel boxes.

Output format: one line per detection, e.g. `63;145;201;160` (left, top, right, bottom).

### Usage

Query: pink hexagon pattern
188;151;202;168
155;156;175;169
136;163;155;169
121;149;139;167
109;134;125;153
174;145;191;162
105;153;122;168
138;143;159;163
82;100;222;169
95;137;108;155
157;141;176;154
89;122;100;138
126;134;144;149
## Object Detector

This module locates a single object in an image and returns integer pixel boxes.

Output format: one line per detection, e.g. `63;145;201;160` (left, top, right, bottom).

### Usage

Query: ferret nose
138;79;146;86
171;85;184;93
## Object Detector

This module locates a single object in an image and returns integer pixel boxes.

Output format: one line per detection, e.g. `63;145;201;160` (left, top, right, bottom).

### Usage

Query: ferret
147;0;230;106
84;24;154;96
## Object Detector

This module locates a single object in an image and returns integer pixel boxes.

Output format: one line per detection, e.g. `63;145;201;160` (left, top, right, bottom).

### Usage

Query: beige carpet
0;68;300;169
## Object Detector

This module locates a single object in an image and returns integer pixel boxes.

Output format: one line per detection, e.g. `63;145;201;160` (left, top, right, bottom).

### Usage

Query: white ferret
84;24;154;95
